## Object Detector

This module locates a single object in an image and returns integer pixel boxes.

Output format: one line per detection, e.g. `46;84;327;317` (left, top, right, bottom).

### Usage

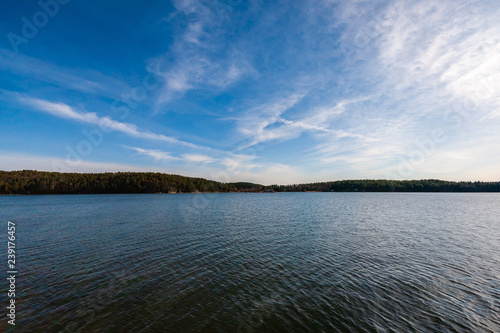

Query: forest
1;170;499;194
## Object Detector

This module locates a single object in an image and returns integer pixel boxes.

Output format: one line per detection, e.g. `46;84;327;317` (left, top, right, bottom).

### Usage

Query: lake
1;193;499;332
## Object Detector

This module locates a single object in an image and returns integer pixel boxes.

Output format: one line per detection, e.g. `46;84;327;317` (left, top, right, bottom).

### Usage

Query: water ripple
1;193;499;332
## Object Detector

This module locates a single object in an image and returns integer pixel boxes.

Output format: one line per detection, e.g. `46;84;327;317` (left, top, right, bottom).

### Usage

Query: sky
1;0;499;185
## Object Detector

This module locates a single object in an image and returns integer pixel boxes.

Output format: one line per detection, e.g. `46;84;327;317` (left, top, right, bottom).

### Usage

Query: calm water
1;193;499;332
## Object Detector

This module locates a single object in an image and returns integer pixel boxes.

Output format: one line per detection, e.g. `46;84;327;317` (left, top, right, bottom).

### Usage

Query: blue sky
1;0;499;184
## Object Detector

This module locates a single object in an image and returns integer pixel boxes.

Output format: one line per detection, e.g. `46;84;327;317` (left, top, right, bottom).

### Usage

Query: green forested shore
1;170;499;194
0;170;260;194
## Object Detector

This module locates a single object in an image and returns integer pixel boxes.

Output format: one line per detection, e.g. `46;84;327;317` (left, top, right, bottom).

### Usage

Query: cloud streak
20;96;203;149
125;146;181;161
235;94;372;149
0;50;130;100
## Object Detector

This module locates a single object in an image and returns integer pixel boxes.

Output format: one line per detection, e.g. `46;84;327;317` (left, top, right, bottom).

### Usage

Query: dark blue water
1;193;499;332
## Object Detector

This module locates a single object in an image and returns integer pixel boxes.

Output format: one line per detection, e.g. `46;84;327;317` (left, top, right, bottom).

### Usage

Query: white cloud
150;53;253;105
293;0;500;180
126;146;250;167
182;153;216;163
121;143;300;185
235;93;305;147
125;146;180;161
236;95;372;149
375;0;500;112
221;154;262;172
148;0;254;105
20;96;203;149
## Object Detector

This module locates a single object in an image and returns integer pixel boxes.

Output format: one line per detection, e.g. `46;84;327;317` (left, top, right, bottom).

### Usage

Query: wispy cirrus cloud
125;146;251;167
0;50;130;100
121;142;302;184
19;96;203;149
221;153;262;172
148;0;253;106
182;153;216;163
235;94;371;149
234;93;305;148
125;146;180;161
373;0;500;109
290;0;500;179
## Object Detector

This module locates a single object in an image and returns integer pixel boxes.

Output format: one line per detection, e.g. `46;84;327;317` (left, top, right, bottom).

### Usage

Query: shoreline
2;191;500;196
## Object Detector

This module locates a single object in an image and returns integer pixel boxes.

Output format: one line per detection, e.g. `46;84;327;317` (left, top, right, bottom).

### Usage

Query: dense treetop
0;170;499;195
0;170;262;194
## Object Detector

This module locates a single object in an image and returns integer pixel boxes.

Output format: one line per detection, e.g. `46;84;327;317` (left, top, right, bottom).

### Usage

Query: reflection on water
1;193;499;332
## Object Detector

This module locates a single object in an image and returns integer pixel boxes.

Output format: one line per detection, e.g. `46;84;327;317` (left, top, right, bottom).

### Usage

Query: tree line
0;170;499;195
0;170;262;194
267;179;500;192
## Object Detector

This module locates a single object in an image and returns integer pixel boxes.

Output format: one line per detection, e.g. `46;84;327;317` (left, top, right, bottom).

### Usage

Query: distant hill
0;170;499;194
